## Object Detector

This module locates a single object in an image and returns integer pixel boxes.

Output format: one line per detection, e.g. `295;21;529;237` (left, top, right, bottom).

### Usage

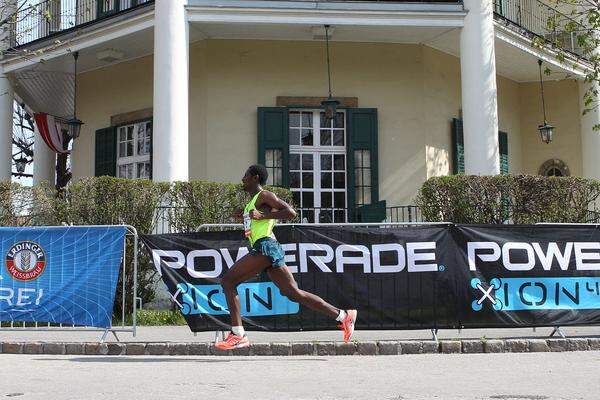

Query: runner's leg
221;253;272;327
267;265;339;319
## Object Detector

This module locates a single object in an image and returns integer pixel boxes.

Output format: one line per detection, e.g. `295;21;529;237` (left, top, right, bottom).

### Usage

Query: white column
0;1;16;181
153;0;189;182
460;0;500;175
32;126;55;186
579;80;600;179
0;74;13;182
580;27;600;179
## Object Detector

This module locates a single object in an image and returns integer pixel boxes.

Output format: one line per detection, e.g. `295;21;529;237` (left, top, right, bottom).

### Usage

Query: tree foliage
543;1;600;127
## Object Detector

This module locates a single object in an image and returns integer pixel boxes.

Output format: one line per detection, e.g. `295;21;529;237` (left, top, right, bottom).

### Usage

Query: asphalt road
1;351;599;400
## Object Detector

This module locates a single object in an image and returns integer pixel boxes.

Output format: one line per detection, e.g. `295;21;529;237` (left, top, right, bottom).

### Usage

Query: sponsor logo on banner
467;241;600;271
151;241;441;277
172;282;300;316
471;277;600;312
5;241;46;282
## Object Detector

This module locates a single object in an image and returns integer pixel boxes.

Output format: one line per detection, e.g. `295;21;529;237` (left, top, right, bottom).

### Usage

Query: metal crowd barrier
534;222;600;339
0;225;139;343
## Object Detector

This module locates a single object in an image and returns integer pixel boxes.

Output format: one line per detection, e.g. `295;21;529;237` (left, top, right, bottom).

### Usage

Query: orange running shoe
215;332;250;350
339;309;358;343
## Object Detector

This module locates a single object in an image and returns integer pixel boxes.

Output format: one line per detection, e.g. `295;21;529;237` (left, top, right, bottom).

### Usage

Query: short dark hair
248;164;268;185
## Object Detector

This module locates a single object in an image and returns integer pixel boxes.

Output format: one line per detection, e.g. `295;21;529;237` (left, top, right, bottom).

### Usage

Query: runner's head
242;164;268;191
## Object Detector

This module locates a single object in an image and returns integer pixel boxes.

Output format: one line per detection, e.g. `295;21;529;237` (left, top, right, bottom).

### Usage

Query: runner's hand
232;208;244;222
250;209;264;220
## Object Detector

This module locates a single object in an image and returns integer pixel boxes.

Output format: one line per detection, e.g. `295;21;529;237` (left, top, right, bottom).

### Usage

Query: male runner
215;164;357;350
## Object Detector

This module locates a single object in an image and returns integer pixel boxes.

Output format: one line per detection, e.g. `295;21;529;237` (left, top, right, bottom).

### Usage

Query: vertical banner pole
132;227;138;337
122;234;126;327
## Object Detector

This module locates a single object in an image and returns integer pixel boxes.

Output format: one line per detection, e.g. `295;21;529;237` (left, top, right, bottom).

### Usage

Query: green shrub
416;175;600;224
0;178;293;318
134;310;187;326
0;181;49;226
53;177;171;316
167;180;294;231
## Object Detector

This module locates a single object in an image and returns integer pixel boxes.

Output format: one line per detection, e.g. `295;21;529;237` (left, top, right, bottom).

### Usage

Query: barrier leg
112;331;121;342
549;326;566;339
100;329;109;343
431;329;439;342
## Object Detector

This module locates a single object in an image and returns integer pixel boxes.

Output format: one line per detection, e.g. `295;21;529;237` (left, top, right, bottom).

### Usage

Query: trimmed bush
0;182;49;226
0;178;293;316
167;181;294;231
416;175;600;224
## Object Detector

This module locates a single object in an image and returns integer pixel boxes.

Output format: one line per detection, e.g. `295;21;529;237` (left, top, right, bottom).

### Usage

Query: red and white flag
33;113;70;154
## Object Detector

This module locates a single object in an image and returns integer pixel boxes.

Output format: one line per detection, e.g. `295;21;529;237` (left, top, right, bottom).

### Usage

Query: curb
1;338;600;356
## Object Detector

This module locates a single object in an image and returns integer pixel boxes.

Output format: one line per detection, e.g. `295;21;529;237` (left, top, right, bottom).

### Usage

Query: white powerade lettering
468;241;600;271
151;242;439;274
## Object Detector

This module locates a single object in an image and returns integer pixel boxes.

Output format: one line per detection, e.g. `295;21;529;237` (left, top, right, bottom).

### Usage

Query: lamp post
15;156;27;174
66;51;83;139
321;25;339;125
537;59;554;144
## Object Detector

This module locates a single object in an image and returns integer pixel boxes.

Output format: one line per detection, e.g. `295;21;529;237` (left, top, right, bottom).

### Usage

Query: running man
215;164;357;350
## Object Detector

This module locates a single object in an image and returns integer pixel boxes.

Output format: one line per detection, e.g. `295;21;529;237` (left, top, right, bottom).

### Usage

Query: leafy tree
542;1;600;127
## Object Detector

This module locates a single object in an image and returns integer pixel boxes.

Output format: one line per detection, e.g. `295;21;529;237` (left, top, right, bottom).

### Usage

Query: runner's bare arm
251;191;297;221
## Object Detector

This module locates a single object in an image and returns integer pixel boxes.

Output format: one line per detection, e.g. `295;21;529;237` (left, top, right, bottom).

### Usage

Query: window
265;149;283;186
539;159;570;177
258;106;379;223
289;110;346;223
354;150;371;206
116;120;152;179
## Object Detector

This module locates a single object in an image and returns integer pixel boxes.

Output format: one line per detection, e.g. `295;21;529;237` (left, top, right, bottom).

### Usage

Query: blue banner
0;226;126;328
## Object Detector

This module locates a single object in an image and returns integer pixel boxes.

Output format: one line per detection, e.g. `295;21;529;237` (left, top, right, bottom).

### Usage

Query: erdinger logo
5;241;46;281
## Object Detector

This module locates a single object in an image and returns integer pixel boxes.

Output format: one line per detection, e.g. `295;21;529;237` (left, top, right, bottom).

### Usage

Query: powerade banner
0;226;126;328
455;225;600;328
141;225;600;332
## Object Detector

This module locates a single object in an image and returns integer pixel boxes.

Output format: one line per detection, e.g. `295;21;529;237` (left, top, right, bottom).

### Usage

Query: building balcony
493;0;586;58
10;0;155;48
9;0;466;48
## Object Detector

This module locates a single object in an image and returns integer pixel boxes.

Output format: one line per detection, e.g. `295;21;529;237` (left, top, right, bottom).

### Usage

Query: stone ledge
1;338;598;356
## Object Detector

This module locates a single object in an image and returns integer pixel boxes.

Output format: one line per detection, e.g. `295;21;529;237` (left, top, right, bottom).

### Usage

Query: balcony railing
493;0;586;57
10;0;154;48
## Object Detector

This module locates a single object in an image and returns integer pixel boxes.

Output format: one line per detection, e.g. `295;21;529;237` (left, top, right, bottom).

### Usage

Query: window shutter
499;131;509;174
452;118;465;174
95;127;117;177
257;107;289;187
347;108;382;222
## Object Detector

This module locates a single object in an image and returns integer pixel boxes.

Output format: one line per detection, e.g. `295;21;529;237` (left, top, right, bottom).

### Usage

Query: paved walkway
3;352;600;399
0;325;599;343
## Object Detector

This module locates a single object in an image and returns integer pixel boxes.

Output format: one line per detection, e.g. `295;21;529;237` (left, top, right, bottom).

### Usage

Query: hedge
416;175;600;224
0;177;293;316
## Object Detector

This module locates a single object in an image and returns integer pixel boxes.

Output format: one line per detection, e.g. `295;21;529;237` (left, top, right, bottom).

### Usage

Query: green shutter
452;118;465;174
356;200;387;223
95;127;117;177
499;131;509;175
257;107;289;187
494;0;503;15
347;108;380;222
